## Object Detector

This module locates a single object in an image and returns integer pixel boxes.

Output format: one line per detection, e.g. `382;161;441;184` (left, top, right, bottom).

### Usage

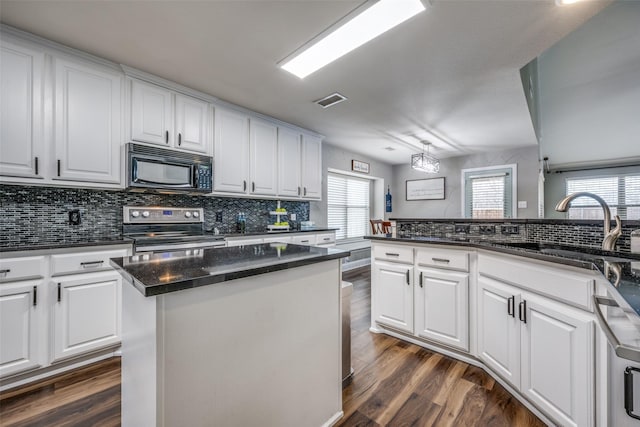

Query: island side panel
158;259;342;427
121;281;160;427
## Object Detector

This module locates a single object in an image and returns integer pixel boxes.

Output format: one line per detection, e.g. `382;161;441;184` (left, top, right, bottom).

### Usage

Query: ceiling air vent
384;146;396;151
315;92;347;108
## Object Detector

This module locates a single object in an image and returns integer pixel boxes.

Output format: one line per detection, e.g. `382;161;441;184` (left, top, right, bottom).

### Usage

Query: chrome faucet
555;192;622;251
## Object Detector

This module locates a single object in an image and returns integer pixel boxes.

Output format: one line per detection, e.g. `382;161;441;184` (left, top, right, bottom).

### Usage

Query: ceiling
0;0;609;164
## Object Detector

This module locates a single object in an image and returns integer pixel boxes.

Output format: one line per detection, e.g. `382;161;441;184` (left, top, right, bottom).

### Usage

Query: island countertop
110;243;349;297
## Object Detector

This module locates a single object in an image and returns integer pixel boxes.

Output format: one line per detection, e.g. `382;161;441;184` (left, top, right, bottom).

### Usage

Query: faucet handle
603;215;622;251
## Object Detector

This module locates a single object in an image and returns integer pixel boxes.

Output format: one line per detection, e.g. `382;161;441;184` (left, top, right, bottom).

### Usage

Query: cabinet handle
165;130;169;144
243;180;247;191
419;272;423;288
300;240;309;243
57;283;61;302
0;269;10;275
252;182;255;192
406;270;410;285
33;286;37;307
432;257;450;263
81;260;104;267
297;187;301;196
304;187;307;196
625;367;640;420
178;133;182;146
519;300;527;323
385;252;400;257
507;296;515;317
323;238;331;241
57;159;61;176
35;157;39;175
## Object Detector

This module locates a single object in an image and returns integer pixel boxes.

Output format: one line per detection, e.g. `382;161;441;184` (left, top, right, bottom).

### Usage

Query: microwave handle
133;178;192;187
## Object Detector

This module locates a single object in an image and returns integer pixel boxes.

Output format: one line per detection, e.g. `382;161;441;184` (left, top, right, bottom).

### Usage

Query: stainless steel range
123;206;225;254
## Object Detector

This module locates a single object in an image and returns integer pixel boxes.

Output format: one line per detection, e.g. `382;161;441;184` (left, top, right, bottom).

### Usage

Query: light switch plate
290;213;297;220
517;201;528;209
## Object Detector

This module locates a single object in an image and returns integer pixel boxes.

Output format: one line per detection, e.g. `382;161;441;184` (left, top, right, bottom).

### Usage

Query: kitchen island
110;243;349;427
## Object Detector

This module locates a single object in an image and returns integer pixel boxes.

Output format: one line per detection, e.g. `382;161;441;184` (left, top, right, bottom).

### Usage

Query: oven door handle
593;295;640;362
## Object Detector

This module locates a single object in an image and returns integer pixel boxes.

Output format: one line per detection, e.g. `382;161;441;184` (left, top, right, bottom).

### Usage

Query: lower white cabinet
478;275;594;427
415;267;469;351
373;260;414;333
0;280;45;378
52;271;122;362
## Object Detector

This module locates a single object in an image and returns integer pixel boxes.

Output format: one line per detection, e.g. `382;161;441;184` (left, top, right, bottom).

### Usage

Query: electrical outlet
454;224;470;234
216;211;223;222
68;209;81;225
479;225;495;235
501;225;520;235
290;213;297;221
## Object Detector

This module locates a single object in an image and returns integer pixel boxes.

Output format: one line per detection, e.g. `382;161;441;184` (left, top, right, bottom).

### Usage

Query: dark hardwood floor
0;266;546;427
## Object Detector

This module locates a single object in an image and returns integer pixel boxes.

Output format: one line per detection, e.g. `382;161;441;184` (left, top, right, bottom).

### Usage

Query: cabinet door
54;58;121;184
131;80;173;146
477;276;521;389
214;107;249;193
0;280;44;378
249;119;277;195
373;261;413;333
521;293;594;427
52;272;121;362
277;127;301;197
415;268;469;351
175;94;209;154
300;133;322;199
0;41;44;179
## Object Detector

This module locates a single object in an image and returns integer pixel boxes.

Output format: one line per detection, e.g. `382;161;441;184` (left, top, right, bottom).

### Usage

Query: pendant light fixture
411;142;440;173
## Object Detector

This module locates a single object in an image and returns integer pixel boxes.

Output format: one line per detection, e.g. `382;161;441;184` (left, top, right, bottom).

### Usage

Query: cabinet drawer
415;247;469;272
372;244;413;264
291;235;316;246
315;233;335;245
0;256;46;282
51;249;128;276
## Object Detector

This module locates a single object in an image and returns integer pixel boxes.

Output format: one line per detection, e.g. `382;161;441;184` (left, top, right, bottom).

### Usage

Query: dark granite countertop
0;236;132;253
367;235;640;319
110;243;349;297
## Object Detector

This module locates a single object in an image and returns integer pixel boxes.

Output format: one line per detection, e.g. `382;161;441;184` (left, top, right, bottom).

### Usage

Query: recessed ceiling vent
384;146;396;151
315;92;347;109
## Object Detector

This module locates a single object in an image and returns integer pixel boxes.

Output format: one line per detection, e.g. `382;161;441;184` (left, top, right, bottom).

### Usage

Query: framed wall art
406;177;445;200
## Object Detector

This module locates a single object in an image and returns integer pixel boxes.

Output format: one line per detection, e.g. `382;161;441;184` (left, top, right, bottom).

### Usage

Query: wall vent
315;92;347;108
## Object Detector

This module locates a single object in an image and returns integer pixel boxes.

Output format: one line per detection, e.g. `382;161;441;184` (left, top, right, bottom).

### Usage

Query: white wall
309;143;394;227
538;1;640;168
391;146;539;219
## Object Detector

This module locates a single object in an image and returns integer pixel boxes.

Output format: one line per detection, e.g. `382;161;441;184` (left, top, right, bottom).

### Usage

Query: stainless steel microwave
126;143;212;193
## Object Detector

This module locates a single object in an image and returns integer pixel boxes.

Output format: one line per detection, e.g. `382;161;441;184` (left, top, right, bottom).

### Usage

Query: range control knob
185;211;192;218
193;211;200;218
142;211;150;218
131;211;140;218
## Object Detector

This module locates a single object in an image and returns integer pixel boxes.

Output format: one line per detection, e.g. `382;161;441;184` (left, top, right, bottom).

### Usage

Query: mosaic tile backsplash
0;185;309;248
396;220;637;253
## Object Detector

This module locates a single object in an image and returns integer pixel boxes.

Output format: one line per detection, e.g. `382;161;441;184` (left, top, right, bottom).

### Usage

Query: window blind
327;173;370;240
464;168;513;219
565;174;640;220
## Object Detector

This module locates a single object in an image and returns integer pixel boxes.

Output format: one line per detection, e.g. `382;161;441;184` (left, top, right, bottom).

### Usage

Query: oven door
129;154;195;190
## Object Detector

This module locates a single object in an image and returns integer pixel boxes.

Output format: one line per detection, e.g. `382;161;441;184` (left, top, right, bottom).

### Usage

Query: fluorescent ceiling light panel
280;0;426;79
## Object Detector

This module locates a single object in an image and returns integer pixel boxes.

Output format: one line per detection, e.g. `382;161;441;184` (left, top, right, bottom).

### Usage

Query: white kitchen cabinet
415;267;469;351
0;40;45;179
214;107;250;193
300;133;322;199
52;270;121;362
477;276;522;388
131;80;210;154
53;57;121;184
277;127;302;197
373;260;414;333
226;238;263;247
249;119;278;196
0;280;45;378
291;234;316;246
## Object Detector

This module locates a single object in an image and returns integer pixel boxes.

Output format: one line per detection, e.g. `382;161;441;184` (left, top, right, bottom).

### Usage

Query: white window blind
463;166;515;219
566;174;640;220
327;173;370;240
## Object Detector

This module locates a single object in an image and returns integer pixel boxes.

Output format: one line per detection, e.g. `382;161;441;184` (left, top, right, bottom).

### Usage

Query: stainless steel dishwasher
342;281;353;385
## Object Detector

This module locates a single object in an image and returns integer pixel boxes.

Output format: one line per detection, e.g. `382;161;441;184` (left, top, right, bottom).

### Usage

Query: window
462;165;516;219
565;174;640;220
327;173;370;240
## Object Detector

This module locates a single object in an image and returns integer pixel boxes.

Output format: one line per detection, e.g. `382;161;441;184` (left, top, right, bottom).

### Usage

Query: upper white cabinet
277;127;302;198
53;57;122;184
0;40;44;179
214;107;249;193
301;134;322;199
249;119;278;196
130;79;210;154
